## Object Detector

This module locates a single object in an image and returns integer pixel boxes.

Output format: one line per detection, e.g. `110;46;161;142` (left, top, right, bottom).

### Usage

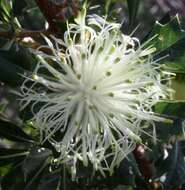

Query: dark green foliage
0;148;28;166
0;55;25;87
127;0;140;26
12;0;27;16
0;119;34;143
154;101;185;141
149;15;185;53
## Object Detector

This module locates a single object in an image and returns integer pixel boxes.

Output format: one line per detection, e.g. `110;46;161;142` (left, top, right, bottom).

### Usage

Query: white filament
20;13;172;177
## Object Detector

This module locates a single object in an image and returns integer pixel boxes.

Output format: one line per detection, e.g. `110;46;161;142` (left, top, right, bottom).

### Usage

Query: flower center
75;81;99;106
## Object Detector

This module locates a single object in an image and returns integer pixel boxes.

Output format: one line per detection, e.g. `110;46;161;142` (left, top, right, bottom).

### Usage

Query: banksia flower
20;10;172;177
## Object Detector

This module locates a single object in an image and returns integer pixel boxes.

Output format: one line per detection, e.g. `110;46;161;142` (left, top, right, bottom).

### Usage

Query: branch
133;145;155;181
0;29;53;54
35;0;78;32
0;1;78;52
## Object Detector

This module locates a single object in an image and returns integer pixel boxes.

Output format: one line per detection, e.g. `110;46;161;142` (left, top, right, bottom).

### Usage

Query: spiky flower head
20;11;172;177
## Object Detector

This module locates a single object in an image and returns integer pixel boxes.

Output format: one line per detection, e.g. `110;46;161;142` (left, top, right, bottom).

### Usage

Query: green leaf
150;15;185;53
127;0;140;26
0;0;12;23
0;55;24;86
1;163;26;190
0;119;34;143
105;0;112;14
37;170;61;190
0;45;36;70
12;0;27;16
24;161;49;190
159;37;185;73
1;147;51;190
154;101;185;118
149;16;185;73
0;148;28;166
113;153;139;186
171;79;185;100
22;147;51;183
154;101;185;141
0;163;12;176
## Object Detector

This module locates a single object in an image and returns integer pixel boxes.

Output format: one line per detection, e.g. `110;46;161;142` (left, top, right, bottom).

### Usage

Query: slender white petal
20;13;173;176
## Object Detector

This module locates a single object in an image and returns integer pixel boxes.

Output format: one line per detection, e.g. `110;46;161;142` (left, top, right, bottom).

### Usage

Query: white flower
20;12;172;176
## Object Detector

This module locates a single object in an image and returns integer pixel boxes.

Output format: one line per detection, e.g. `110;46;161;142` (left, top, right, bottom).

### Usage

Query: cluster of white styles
20;12;172;177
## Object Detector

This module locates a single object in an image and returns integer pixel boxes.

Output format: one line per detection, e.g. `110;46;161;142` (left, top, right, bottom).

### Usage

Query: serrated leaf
159;37;185;73
150;15;185;53
148;16;185;73
0;119;34;143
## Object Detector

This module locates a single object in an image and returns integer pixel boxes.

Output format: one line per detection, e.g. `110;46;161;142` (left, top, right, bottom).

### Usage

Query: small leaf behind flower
23;147;51;190
149;15;185;53
0;119;34;143
154;101;185;141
